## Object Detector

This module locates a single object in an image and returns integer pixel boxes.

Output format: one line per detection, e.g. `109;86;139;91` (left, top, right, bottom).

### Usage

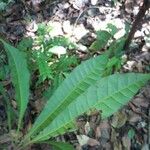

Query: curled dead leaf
111;111;127;128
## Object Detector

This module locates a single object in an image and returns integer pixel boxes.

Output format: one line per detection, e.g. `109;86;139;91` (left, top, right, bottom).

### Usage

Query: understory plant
16;23;78;88
0;22;150;150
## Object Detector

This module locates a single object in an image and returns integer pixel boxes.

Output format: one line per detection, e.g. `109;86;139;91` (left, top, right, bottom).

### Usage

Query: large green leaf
0;39;30;130
27;53;108;137
31;73;150;142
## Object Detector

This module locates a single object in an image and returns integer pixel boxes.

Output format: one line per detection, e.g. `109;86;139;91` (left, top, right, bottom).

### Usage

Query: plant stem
17;141;32;150
124;0;150;50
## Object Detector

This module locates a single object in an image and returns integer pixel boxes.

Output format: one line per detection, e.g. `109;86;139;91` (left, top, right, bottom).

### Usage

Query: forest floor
0;0;150;150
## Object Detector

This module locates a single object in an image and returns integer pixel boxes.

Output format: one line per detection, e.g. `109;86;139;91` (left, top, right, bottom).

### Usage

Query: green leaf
37;54;53;81
106;23;118;36
27;53;108;137
90;30;112;51
111;0;118;6
0;2;7;10
128;129;135;139
31;73;150;142
53;55;78;72
32;51;53;84
104;56;122;76
48;141;74;150
106;57;120;69
0;0;14;11
47;36;76;50
0;39;30;130
107;37;126;57
37;23;52;36
17;37;33;52
43;74;64;100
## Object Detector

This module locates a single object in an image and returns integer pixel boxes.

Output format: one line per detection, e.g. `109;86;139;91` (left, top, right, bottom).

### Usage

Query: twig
72;6;101;36
128;102;149;120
